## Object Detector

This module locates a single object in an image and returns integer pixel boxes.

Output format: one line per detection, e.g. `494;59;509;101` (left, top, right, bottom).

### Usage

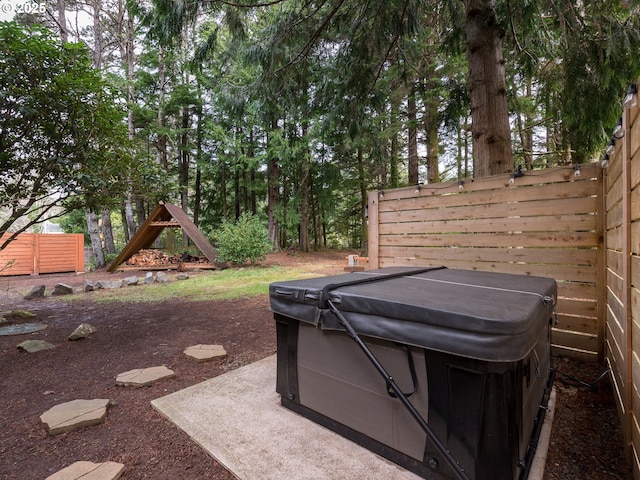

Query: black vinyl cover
269;267;557;362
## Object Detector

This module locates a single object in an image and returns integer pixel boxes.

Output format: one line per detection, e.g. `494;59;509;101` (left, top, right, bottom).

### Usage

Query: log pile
125;249;212;268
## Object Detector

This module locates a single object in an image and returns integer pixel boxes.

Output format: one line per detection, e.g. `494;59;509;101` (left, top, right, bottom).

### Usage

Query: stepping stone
0;323;47;336
40;399;111;436
45;460;125;480
18;339;55;353
51;284;74;296
24;285;46;300
116;366;175;387
184;344;227;362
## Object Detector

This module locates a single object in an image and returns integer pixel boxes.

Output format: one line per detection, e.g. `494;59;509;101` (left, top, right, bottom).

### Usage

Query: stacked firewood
125;249;169;266
126;249;211;267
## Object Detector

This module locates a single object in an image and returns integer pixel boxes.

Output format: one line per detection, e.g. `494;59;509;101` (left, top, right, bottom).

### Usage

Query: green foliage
0;21;131;248
214;213;273;265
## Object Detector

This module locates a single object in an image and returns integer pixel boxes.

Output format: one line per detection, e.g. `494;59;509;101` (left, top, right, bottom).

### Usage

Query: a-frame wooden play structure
108;202;220;272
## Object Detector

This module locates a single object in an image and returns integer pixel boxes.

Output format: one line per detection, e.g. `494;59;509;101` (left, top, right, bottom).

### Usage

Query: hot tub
270;267;556;480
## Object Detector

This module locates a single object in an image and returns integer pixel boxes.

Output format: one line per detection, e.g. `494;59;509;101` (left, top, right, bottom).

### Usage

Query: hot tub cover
269;266;557;362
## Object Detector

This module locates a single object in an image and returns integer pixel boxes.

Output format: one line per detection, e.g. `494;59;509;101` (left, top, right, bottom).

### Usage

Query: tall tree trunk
157;47;168;169
299;119;310;252
234;165;241;220
407;85;419;185
57;0;68;43
85;0;108;263
101;209;116;254
465;0;513;177
357;147;368;256
267;124;280;249
180;107;189;213
424;95;439;184
120;205;130;242
86;210;105;268
121;0;137;236
194;78;203;226
221;160;228;221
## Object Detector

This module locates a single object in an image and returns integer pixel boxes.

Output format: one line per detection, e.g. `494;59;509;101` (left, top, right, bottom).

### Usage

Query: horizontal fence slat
380;231;599;248
379;214;597;235
371;164;603;362
379;246;597;266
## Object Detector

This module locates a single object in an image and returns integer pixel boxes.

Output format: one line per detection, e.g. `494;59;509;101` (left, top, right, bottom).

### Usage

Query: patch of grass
82;266;323;304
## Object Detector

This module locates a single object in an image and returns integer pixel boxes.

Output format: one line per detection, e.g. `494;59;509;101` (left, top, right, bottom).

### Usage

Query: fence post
597;165;606;362
622;106;633;466
367;190;379;269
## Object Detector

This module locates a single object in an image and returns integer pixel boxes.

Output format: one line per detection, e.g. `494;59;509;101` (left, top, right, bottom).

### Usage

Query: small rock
155;271;169;283
45;461;125;480
84;280;95;292
51;284;74;296
17;339;55;353
177;273;190;281
144;272;155;285
95;280;123;290
24;285;46;300
122;276;139;286
68;323;97;341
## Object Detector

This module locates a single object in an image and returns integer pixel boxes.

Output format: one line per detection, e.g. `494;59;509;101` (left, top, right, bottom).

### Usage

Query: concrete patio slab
151;355;421;480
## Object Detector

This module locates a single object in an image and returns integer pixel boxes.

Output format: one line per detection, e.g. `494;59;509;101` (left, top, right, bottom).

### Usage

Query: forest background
1;0;640;267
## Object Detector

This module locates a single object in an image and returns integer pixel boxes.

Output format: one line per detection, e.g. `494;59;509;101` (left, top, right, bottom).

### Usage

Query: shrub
214;214;273;265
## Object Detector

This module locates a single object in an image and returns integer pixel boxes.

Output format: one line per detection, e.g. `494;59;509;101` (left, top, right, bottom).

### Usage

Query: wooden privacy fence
0;233;84;276
604;89;640;477
367;163;604;362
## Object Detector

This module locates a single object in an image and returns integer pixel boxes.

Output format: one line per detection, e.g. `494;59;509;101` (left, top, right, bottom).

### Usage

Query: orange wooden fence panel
0;233;84;276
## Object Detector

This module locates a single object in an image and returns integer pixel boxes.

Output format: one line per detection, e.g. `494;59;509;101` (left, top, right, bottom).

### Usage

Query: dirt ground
0;251;631;479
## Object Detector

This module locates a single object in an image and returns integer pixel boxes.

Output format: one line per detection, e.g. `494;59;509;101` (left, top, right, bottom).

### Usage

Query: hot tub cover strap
318;266;446;309
326;297;470;480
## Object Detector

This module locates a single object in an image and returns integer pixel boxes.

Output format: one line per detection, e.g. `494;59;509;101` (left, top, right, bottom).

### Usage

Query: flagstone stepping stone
40;399;111;436
24;285;46;300
17;339;55;353
0;323;47;336
116;366;175;387
184;344;227;362
45;460;125;480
